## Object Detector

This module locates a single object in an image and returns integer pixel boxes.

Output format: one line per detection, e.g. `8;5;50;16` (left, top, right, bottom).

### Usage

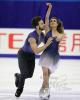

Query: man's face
38;20;45;30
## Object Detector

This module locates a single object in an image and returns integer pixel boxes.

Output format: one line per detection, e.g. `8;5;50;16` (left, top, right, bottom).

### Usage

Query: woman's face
50;18;58;28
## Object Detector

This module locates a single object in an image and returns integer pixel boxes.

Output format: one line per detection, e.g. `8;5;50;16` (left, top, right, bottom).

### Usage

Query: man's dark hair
31;16;42;27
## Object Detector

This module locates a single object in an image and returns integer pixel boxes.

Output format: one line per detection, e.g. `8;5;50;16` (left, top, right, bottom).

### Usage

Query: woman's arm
45;3;52;34
56;27;65;42
56;33;65;42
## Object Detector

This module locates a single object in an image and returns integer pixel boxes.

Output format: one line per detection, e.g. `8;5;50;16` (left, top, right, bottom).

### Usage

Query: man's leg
15;74;25;97
15;49;35;97
15;49;28;97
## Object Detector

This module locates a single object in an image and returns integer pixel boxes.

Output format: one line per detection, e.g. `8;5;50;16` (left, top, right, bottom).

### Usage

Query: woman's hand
46;3;52;8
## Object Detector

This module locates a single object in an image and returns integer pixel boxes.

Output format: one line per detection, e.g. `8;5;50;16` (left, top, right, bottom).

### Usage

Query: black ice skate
14;73;20;87
15;88;23;97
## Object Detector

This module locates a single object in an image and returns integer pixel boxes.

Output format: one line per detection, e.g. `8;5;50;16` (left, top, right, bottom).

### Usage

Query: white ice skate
39;88;50;100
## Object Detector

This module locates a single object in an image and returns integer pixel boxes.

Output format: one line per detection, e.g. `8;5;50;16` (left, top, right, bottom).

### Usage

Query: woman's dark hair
51;17;64;34
31;16;42;27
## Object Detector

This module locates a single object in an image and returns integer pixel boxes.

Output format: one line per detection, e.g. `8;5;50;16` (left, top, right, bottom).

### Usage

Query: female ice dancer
39;3;65;100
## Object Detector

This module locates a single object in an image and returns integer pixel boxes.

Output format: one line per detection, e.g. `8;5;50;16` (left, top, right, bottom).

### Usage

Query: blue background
0;1;80;29
0;0;80;59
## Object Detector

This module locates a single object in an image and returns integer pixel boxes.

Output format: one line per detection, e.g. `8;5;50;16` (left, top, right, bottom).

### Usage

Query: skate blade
40;95;50;100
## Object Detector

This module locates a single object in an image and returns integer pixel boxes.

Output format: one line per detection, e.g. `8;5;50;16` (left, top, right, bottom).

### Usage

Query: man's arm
28;37;53;54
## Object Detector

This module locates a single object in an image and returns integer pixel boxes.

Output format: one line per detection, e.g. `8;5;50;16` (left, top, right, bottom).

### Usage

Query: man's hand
45;37;53;48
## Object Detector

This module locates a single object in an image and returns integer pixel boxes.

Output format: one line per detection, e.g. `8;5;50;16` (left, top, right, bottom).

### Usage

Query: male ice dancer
14;16;53;97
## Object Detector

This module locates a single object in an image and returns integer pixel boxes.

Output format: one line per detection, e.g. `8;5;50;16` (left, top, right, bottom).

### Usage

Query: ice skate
15;88;23;97
39;88;50;100
14;73;20;87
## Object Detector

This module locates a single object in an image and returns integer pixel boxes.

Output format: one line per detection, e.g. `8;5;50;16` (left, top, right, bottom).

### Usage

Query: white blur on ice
0;58;80;100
